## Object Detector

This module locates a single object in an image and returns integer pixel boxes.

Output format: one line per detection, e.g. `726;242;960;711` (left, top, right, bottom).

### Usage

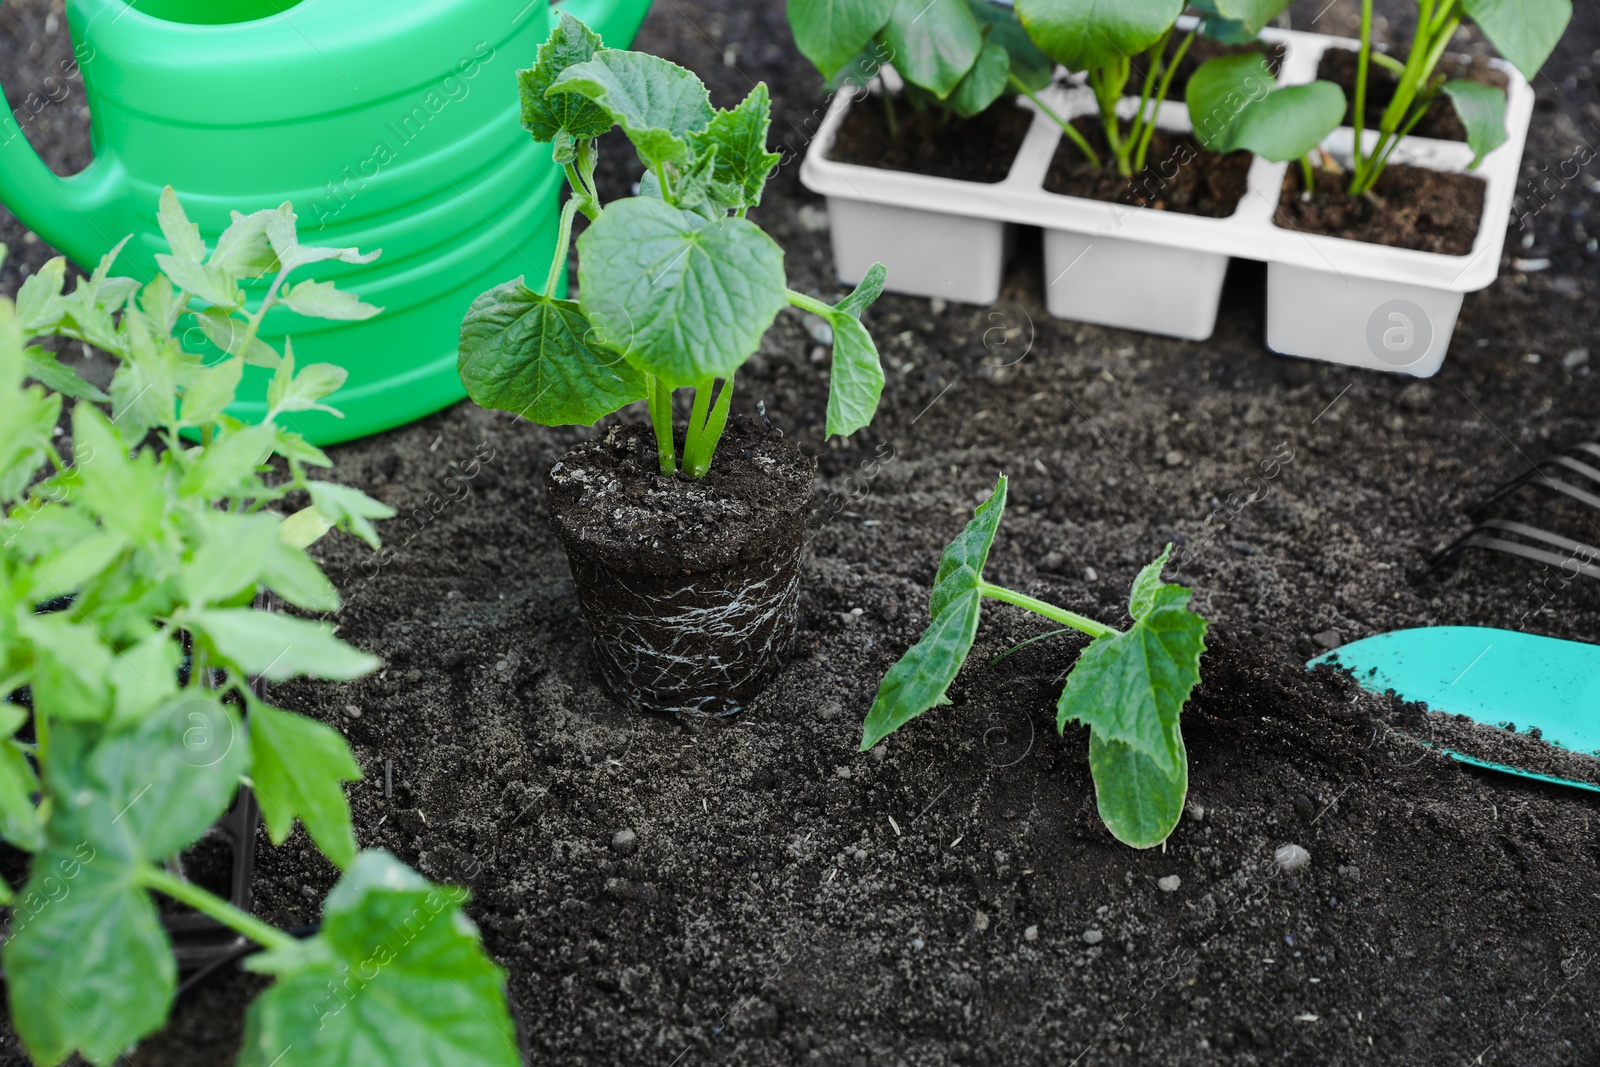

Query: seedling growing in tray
0;193;517;1067
861;477;1209;848
1015;0;1301;176
1329;0;1569;194
786;0;1055;125
458;14;888;478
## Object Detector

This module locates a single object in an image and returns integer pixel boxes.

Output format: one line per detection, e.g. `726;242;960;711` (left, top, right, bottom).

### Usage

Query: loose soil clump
829;97;1034;184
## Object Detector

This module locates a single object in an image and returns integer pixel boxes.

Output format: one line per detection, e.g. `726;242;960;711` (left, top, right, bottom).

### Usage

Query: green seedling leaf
881;0;985;99
187;608;380;682
108;634;181;726
265;204;381;275
1017;0;1183;74
177;421;277;501
240;851;519;1067
267;342;349;418
1197;0;1290;34
5;705;249;1066
15;256;66;331
23;344;106;401
1056;575;1207;780
519;12;614;143
195;306;282;367
279;280;382;321
968;0;1053;91
687;83;783;211
861;474;1006;749
577;197;788;385
820;263;888;437
948;37;1013;117
549;51;714;170
181;354;245;428
209;208;281;276
1461;0;1569;80
0;736;42;851
109;307;182;438
459;280;646;427
1128;544;1173;620
155;252;241;310
250;702;361;870
67;405;166;543
21;613;114;722
788;0;897;79
157;185;206;265
5;854;173;1066
307;481;396;551
1089;732;1188;847
1441;79;1509;167
1188;53;1343;161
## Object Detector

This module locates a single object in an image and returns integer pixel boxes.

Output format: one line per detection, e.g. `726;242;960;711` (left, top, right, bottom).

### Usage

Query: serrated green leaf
1200;0;1290;33
269;352;349;420
577;197;788;385
307;481;395;551
250;702;361;869
1056;583;1207;778
15;255;66;330
156;252;241;310
1128;543;1173;620
4;854;173;1067
209;208;281;277
882;0;985;98
69;405;166;541
687;83;783;211
180;512;277;607
279;505;336;550
459;280;646;427
947;36;1012;117
266;203;381;275
158;185;207;265
1462;0;1569;80
187;609;380;682
788;0;897;79
519;12;614;143
861;475;1006;749
1016;0;1182;73
1088;732;1187;847
181;355;244;428
23;344;108;401
1441;79;1508;167
109;308;182;437
195;307;282;367
19;613;113;722
279;280;382;322
822;264;888;438
0;738;41;850
968;0;1053;91
177;422;277;501
549;51;713;170
31;527;127;595
108;633;181;726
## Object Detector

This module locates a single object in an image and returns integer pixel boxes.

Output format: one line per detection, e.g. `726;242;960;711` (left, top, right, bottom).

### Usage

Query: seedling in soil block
1016;0;1298;175
1322;0;1568;194
861;476;1208;848
0;195;517;1067
458;14;889;478
787;0;1054;124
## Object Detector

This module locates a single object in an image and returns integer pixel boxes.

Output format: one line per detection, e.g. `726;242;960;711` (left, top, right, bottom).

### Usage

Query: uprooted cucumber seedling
0;192;519;1067
861;476;1208;848
459;14;888;478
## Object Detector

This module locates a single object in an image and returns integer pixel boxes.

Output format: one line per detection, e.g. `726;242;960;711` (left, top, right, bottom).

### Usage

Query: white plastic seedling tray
799;26;1534;371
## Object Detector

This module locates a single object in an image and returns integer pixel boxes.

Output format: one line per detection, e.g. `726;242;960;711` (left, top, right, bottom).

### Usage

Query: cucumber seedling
459;14;888;478
787;0;1055;126
861;476;1208;848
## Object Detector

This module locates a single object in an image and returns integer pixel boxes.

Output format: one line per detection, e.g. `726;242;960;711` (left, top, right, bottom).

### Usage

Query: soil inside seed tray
828;95;1034;184
1277;162;1486;255
1044;120;1253;217
1317;46;1510;143
4;0;1600;1065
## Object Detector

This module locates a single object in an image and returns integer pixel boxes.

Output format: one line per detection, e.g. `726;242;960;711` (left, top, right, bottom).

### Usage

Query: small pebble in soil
1275;843;1312;872
1083;566;1099;582
1186;801;1205;822
1024;925;1039;942
1292;793;1316;823
818;701;841;721
911;938;925;951
343;704;361;718
807;319;834;346
299;884;317;900
796;204;829;232
870;745;887;762
610;829;637;856
1164;450;1184;467
929;298;947;315
835;765;853;778
1312;629;1343;650
1158;875;1182;893
973;911;990;932
1041;550;1066;573
1564;347;1590;369
808;345;827;364
1082;929;1104;945
852;848;868;863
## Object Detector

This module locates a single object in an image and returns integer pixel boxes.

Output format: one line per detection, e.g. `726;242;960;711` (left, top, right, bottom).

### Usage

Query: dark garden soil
1318;46;1511;143
4;1;1600;1065
829;97;1034;184
1044;123;1253;218
1276;163;1486;255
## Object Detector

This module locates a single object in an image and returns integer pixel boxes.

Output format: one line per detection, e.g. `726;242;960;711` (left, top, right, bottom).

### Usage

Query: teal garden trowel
1309;627;1600;792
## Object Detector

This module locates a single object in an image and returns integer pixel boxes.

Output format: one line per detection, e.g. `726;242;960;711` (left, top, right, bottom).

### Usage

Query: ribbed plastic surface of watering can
0;0;652;444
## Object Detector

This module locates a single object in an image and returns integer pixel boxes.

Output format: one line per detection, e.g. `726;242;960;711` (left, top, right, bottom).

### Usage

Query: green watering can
0;0;652;445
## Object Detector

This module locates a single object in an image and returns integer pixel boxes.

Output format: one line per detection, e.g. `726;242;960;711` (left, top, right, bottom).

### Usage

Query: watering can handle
552;0;651;47
0;3;122;271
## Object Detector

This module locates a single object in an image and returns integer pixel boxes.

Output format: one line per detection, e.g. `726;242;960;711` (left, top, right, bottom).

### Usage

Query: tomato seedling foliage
861;477;1208;847
0;193;516;1067
459;15;889;478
